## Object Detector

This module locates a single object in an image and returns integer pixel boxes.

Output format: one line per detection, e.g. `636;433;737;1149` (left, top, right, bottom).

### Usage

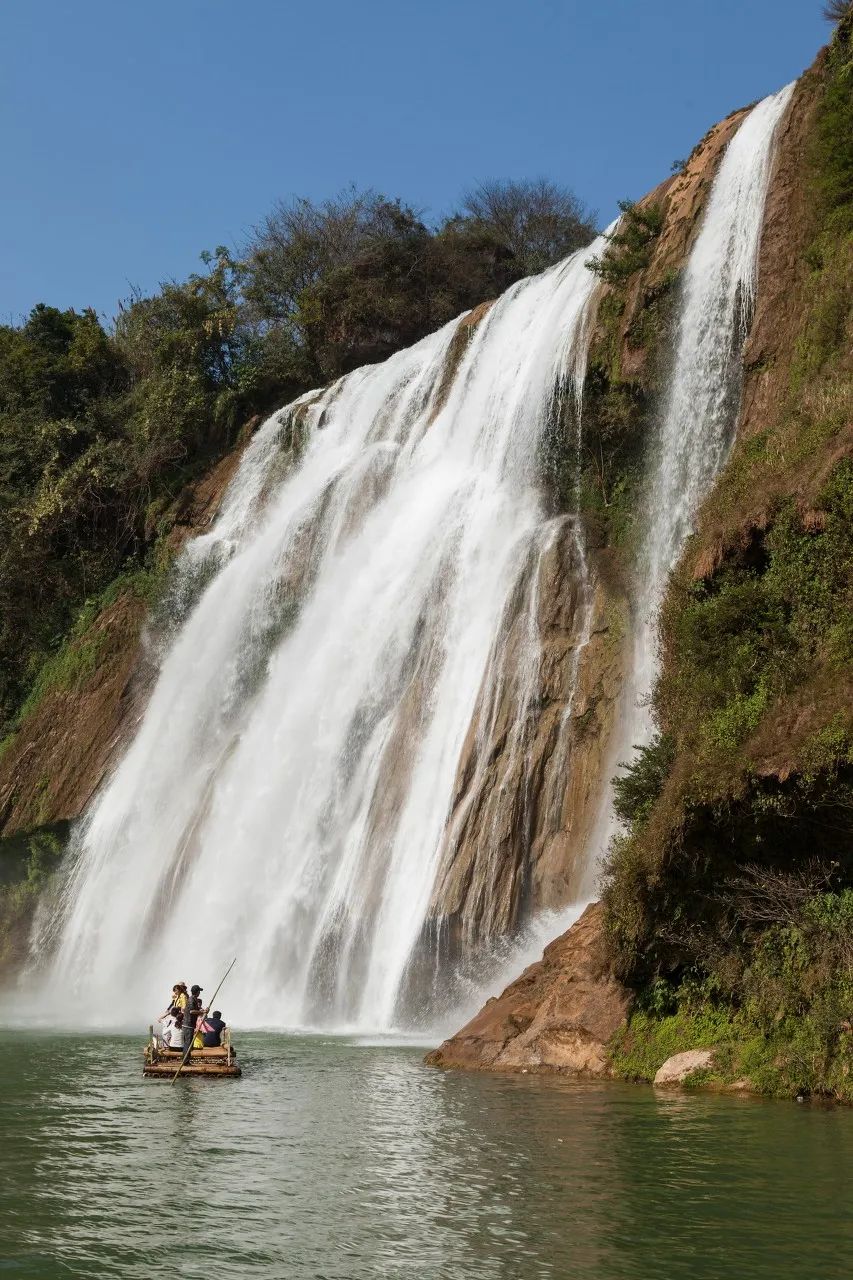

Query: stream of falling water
582;82;796;879
33;240;606;1032
626;82;795;746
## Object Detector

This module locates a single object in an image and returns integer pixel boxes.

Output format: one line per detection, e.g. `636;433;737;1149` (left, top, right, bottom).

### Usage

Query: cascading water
580;84;794;890
35;238;607;1031
21;82;793;1035
625;83;795;745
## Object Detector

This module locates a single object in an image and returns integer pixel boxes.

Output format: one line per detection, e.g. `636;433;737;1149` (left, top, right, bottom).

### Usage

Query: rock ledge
426;903;631;1076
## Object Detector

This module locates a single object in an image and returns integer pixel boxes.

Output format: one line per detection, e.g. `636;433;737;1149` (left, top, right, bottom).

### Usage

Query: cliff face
427;903;631;1075
422;95;774;1072
425;106;750;948
0;53;761;984
428;534;628;942
604;37;853;975
0;108;732;975
439;28;853;1095
0;446;247;838
2;28;847;1052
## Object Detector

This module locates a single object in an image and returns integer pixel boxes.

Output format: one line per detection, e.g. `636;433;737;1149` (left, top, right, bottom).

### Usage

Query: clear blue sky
1;0;828;325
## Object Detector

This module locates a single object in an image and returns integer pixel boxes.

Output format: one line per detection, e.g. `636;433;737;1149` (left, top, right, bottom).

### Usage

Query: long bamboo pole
170;956;237;1084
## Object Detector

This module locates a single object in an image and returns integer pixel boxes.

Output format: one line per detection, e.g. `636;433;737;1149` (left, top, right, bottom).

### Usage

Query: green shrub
612;734;676;827
610;1003;735;1083
0;823;69;972
586;201;664;285
611;893;853;1100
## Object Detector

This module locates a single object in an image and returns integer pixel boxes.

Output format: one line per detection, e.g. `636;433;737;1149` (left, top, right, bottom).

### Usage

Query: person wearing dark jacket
188;984;204;1026
200;1011;226;1048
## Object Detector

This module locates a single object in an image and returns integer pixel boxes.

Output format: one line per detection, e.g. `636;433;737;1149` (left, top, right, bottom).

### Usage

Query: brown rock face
611;107;749;388
428;527;629;945
422;111;748;951
426;902;631;1075
0;593;153;835
0;436;248;838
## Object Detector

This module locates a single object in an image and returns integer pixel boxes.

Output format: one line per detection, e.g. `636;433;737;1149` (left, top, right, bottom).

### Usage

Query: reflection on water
1;1033;851;1279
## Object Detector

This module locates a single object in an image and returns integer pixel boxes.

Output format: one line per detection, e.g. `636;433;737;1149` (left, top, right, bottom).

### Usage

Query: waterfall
625;84;795;746
23;83;794;1035
37;237;607;1031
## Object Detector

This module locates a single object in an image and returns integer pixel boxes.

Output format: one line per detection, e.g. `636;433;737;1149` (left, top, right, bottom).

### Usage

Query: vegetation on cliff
244;181;596;397
568;200;675;550
603;16;853;1101
0;260;251;742
0;823;68;972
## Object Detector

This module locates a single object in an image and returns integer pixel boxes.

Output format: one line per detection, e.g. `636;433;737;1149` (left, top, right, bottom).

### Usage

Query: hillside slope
434;20;853;1100
601;17;853;1101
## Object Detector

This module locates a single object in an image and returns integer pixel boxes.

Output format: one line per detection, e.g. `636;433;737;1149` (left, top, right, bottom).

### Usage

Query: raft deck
143;1029;242;1078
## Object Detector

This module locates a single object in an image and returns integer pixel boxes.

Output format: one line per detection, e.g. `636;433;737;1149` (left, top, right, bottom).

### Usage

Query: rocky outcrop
606;106;750;389
653;1049;716;1086
426;903;631;1074
428;530;629;944
423;104;744;950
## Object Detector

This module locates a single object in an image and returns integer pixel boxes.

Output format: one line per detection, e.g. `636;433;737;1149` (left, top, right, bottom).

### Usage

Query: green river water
1;1032;851;1278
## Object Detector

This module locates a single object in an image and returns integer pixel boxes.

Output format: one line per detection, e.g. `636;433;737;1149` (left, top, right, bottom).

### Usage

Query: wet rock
653;1049;716;1086
428;530;629;943
426;903;631;1075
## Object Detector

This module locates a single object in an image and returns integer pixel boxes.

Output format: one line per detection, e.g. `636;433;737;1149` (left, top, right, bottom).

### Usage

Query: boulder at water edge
426;903;631;1076
653;1049;716;1086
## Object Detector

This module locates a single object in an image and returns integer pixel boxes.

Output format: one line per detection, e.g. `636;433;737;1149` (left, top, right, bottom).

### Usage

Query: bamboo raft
143;1025;242;1078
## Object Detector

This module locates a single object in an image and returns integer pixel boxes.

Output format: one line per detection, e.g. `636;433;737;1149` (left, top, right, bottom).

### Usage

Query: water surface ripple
2;1034;851;1278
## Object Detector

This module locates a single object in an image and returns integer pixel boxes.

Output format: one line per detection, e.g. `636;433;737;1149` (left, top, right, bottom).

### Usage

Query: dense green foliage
586;201;665;286
242;181;596;392
0;257;250;735
572;202;672;546
611;734;675;827
603;19;853;1100
611;890;853;1101
658;462;853;753
0;823;68;971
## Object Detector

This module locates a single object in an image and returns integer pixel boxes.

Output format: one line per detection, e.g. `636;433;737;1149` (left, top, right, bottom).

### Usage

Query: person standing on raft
188;984;204;1048
160;982;191;1051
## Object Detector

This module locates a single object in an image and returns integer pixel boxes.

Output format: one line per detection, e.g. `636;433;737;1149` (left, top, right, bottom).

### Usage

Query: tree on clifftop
453;178;598;276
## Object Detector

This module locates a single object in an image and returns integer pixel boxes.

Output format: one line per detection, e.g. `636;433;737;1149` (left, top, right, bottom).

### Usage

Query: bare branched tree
714;860;839;927
823;0;852;22
456;178;597;275
243;187;420;323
